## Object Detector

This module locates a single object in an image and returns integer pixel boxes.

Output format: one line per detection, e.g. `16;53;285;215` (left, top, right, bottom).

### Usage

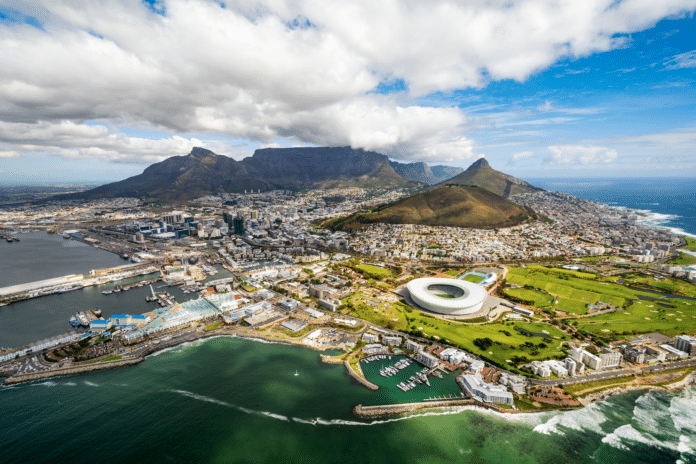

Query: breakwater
3;357;144;385
344;360;379;390
353;398;475;418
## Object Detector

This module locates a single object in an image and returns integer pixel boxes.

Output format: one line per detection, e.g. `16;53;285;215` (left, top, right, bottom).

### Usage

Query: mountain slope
67;146;420;202
440;158;543;197
322;185;540;231
390;160;463;184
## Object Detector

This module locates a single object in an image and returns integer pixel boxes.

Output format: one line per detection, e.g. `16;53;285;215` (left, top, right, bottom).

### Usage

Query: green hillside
441;158;543;198
323;185;541;231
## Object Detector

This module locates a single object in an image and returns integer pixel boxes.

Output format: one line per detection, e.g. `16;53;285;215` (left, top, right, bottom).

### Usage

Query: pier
353;398;475;418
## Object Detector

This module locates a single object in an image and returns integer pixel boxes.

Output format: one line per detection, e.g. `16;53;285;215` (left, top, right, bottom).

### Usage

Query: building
620;345;646;364
531;361;551;377
404;339;423;352
599;349;623;369
110;314;132;327
382;335;402;346
415;351;440;368
305;308;323;319
363;344;389;355
89;318;113;333
565;357;578;376
674;335;696;356
457;373;514;405
280;320;307;332
659;344;689;359
512;306;534;317
439;348;468;365
318;299;339;311
362;333;379;344
279;297;302;310
406;278;488;315
162;211;185;225
233;216;245;235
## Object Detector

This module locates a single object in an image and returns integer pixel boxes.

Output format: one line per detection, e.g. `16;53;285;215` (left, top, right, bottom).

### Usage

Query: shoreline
5;328;696;420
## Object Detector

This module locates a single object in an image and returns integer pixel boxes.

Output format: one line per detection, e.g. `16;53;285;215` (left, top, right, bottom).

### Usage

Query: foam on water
31;381;57;387
84;381;99;387
533;402;609;436
170;389;291;422
670;388;696;434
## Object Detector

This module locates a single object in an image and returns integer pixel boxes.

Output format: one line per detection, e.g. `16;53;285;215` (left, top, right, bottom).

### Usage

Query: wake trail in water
170;389;290;422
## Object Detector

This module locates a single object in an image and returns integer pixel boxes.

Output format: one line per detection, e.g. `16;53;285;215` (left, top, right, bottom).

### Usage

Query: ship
69;316;81;328
93;308;102;317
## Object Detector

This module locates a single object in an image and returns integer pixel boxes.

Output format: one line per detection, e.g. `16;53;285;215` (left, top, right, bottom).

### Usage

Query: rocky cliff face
390;160;463;184
67;146;419;202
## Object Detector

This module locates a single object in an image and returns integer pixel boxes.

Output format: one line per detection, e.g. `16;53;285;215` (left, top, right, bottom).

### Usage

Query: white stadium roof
406;278;488;315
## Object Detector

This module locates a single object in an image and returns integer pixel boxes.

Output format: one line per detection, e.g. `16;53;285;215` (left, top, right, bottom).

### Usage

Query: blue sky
0;1;695;184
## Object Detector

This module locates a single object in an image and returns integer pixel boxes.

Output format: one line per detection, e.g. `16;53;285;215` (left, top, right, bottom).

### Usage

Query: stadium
406;278;488;315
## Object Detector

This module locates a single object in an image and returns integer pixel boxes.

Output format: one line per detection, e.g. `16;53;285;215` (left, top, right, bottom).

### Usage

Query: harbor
360;355;464;404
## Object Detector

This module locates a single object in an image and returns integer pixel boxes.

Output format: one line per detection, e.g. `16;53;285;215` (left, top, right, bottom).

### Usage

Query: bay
0;231;125;288
0;337;694;464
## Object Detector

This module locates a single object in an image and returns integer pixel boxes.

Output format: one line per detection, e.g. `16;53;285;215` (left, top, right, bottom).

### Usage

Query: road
531;357;696;386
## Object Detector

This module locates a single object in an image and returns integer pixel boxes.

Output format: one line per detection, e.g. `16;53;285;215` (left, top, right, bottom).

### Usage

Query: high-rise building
223;211;235;225
250;210;259;220
162;211;185;225
233;216;245;235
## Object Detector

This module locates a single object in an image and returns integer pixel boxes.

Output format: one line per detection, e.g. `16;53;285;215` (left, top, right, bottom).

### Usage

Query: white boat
294;370;299;377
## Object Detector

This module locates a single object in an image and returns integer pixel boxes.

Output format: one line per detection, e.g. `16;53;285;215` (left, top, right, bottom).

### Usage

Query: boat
93;309;102;317
294;370;299;377
69;316;80;328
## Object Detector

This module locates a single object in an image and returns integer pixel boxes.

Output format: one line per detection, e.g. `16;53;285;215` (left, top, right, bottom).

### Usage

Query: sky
0;0;695;184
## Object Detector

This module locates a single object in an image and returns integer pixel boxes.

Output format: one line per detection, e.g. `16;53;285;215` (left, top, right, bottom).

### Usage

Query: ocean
530;178;696;238
0;337;694;464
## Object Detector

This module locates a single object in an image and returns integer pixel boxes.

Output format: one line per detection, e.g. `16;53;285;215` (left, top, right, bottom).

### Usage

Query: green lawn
204;321;222;331
503;287;554;307
463;274;486;284
575;297;696;338
680;237;696;252
553;296;588;314
667;253;696;266
354;264;393;280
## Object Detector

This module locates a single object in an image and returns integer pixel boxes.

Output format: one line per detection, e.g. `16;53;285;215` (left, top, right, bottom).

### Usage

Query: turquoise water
1;337;694;464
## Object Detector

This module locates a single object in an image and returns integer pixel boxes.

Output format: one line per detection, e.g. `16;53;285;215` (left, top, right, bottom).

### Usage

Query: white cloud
513;151;535;160
544;145;618;165
0;0;693;164
0;149;21;158
664;49;696;69
506;150;535;166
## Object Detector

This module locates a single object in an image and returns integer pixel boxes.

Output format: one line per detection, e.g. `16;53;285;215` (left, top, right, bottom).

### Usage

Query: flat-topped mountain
322;184;541;231
67;147;420;202
389;160;464;184
440;158;543;197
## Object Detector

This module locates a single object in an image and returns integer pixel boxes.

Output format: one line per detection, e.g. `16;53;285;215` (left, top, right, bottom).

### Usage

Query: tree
473;337;493;350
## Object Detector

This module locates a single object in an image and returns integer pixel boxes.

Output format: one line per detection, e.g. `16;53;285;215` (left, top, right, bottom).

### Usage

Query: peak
189;147;217;159
467;158;490;170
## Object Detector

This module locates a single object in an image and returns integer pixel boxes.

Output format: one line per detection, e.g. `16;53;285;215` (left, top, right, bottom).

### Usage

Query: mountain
390;160;464;184
67;147;420;202
440;158;543;197
322;184;541;231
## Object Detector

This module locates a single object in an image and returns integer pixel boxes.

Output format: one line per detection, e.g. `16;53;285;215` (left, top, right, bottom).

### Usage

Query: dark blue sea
530;178;696;238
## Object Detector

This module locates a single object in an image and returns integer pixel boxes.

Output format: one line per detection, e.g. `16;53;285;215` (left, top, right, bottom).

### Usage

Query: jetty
353;398;475;418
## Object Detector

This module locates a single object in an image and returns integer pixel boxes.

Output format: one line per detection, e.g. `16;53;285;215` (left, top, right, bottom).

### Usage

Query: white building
457;373;514;405
404;339;423;352
362;333;379;344
382;335;402;346
415;351;440;368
